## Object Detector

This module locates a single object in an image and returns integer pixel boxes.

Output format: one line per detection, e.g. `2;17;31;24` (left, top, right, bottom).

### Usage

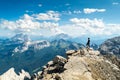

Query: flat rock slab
66;50;77;55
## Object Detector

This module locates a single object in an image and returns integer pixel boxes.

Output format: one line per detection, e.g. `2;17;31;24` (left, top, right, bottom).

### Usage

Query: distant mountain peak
0;68;31;80
99;36;120;57
13;40;50;53
51;33;71;41
11;33;31;42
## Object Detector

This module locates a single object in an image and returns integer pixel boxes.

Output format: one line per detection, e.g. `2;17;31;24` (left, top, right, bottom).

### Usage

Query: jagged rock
89;50;100;55
66;50;77;55
53;55;67;64
43;66;47;69
54;74;62;80
46;55;67;74
66;49;84;58
0;68;31;80
66;48;99;57
47;61;54;67
31;48;120;80
32;55;67;80
103;54;120;69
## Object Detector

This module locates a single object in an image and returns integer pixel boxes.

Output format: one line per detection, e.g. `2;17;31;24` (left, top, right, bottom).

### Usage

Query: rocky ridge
0;68;31;80
32;48;120;80
99;36;120;57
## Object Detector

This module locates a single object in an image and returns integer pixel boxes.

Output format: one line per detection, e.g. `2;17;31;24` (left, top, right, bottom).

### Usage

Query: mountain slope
50;33;71;41
51;39;84;50
0;38;84;75
32;48;120;80
99;36;120;57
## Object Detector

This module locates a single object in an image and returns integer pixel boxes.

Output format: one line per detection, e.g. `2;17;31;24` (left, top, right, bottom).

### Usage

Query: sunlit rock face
0;68;31;80
31;48;120;80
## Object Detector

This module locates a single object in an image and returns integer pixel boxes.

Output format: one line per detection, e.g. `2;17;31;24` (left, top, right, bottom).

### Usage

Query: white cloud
69;18;106;36
38;4;42;7
59;18;120;37
0;13;63;36
50;27;65;35
0;11;120;38
112;2;119;5
84;8;106;14
32;11;60;21
70;18;104;28
59;25;86;37
0;14;40;32
0;10;65;37
106;24;120;34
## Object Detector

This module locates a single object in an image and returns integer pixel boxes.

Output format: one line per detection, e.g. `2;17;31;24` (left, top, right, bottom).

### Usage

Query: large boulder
31;55;67;80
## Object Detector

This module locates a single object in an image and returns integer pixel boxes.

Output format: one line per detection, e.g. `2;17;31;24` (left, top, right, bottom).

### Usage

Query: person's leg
86;45;89;51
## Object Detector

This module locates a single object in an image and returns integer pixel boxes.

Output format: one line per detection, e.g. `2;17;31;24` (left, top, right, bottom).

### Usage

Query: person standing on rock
86;38;90;51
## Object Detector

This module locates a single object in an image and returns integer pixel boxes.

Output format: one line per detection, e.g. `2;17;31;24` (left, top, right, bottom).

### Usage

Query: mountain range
0;33;84;75
0;33;119;80
1;47;120;80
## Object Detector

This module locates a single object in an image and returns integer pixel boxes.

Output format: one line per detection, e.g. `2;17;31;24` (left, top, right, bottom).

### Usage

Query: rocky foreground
0;48;120;80
31;48;120;80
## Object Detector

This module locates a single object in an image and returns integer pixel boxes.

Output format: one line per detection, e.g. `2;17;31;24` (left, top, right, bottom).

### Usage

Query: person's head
88;38;90;40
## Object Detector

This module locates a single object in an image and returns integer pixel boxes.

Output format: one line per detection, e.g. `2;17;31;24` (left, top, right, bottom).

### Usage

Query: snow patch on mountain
13;40;50;53
30;40;50;50
0;68;31;80
11;33;31;42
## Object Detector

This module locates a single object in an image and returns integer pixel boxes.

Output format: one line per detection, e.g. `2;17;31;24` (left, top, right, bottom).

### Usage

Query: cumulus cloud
32;11;60;21
59;18;120;37
0;14;40;32
106;24;120;34
59;25;86;37
84;8;106;14
0;13;63;36
0;10;120;38
70;18;104;28
69;18;106;36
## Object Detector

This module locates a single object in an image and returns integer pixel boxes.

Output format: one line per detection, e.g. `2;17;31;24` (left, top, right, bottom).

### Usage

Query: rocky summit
31;48;120;80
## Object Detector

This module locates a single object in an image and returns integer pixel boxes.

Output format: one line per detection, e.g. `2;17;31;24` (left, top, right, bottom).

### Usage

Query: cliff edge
32;48;120;80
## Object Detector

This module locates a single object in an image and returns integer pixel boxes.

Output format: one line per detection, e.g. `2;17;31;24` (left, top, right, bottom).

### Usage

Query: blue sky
0;0;120;39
